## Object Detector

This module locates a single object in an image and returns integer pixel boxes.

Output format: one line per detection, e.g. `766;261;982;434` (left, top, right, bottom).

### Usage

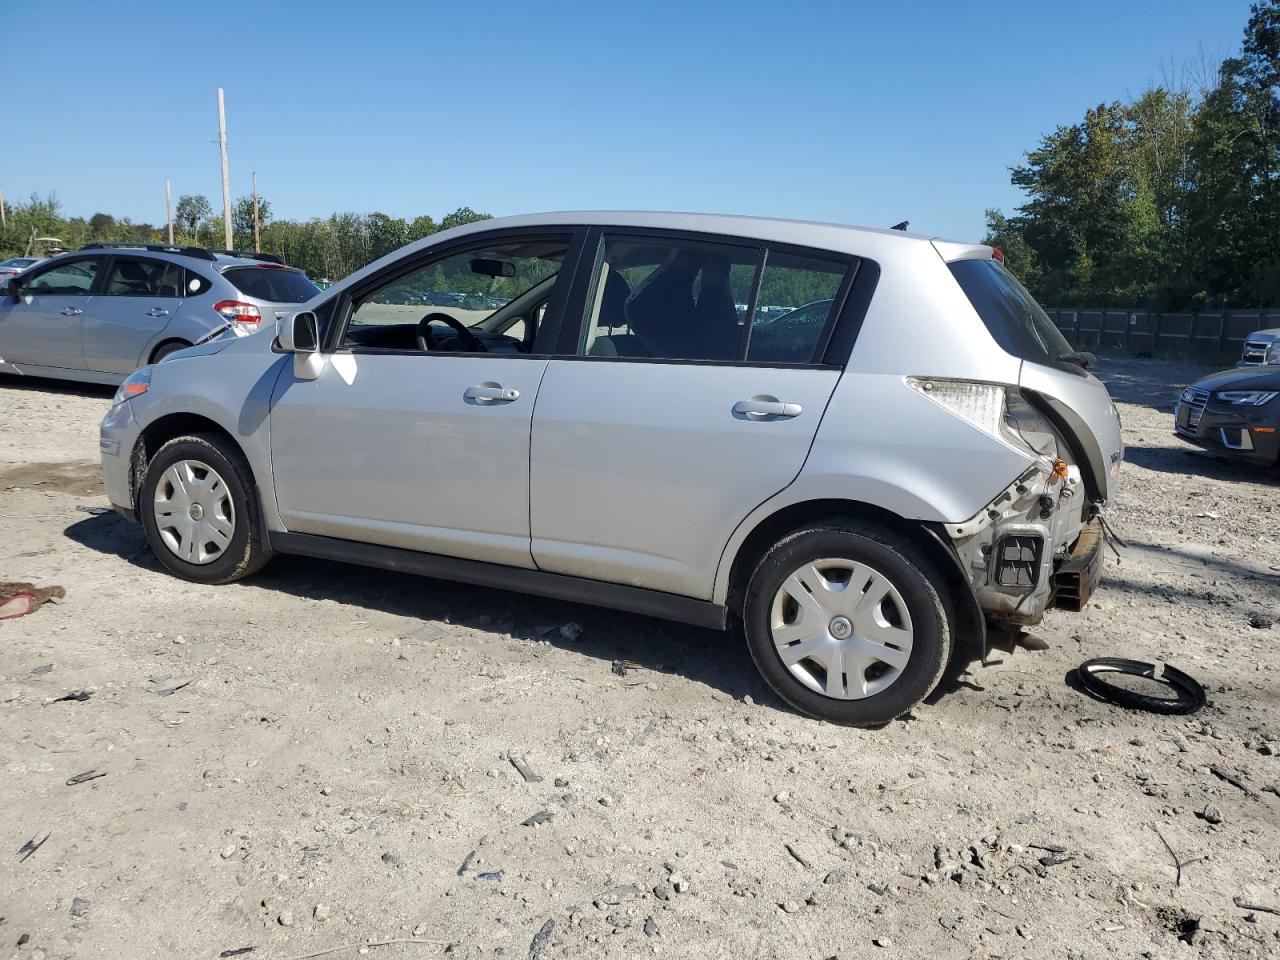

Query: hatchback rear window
948;259;1074;372
223;266;319;303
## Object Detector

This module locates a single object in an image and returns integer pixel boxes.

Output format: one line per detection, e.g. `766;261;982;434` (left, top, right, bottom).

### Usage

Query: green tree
440;206;491;231
175;195;213;242
232;194;273;249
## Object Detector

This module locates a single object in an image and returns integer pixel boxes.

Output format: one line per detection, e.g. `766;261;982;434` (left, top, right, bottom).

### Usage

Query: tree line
985;0;1280;309
0;195;493;283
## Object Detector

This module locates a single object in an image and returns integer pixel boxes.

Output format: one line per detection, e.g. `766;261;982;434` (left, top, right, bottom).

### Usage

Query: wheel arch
719;497;985;665
129;414;271;549
148;338;193;364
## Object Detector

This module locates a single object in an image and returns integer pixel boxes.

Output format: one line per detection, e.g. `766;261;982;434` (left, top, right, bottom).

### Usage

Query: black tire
1075;658;1205;715
742;520;952;726
151;340;191;363
138;432;270;585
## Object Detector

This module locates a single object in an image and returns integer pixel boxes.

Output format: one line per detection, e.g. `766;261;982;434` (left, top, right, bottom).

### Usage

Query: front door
269;232;578;568
82;256;185;374
0;255;103;370
530;231;855;599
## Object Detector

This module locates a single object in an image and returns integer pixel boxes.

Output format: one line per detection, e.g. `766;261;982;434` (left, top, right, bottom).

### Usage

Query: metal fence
1047;307;1280;363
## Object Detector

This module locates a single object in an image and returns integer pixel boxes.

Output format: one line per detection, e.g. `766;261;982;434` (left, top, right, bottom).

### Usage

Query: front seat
588;269;640;356
691;256;740;360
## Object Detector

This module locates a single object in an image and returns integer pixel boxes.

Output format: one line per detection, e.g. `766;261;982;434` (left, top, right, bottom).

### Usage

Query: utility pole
0;183;6;231
217;87;233;251
165;179;174;244
252;172;261;252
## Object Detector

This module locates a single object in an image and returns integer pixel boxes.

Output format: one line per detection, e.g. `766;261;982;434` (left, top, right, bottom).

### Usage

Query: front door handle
146;307;170;318
464;382;520;403
733;397;803;419
61;306;83;317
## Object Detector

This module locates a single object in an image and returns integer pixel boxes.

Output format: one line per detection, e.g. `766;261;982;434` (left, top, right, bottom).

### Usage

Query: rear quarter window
223;267;319;303
948;259;1075;373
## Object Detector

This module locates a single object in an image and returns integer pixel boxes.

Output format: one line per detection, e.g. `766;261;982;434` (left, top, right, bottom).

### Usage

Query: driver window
342;238;569;353
24;258;102;296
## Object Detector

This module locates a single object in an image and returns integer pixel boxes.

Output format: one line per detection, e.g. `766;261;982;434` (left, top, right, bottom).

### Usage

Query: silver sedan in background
0;243;319;384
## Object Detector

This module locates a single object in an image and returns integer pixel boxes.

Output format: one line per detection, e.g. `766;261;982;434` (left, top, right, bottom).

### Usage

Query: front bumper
1173;401;1280;466
99;400;141;522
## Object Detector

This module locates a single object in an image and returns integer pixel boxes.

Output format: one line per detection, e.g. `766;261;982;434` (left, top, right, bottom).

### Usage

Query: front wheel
139;433;270;584
742;521;952;726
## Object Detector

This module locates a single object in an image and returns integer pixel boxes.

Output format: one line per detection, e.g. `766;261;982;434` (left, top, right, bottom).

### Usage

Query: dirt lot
1;357;1278;960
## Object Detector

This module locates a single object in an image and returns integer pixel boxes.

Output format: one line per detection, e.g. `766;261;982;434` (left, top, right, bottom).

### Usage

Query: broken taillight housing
906;378;1060;460
213;299;262;324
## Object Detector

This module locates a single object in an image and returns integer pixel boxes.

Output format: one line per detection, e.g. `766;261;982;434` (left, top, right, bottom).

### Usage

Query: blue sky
0;0;1252;241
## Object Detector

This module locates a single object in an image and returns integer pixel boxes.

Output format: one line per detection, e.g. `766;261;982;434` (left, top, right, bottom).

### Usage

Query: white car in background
0;257;43;279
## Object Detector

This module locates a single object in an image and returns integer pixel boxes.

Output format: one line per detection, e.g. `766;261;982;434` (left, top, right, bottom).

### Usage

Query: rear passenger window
582;237;760;361
746;252;847;363
104;258;184;297
580;235;850;364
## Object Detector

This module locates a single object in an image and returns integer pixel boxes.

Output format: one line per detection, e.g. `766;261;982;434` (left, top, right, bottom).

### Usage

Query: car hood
1245;328;1280;343
1191;367;1280;392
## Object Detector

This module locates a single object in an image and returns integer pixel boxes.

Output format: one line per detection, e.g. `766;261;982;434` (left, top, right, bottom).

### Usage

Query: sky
0;0;1255;242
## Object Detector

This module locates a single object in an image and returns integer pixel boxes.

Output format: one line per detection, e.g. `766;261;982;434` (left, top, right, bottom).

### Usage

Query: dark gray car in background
0;243;319;385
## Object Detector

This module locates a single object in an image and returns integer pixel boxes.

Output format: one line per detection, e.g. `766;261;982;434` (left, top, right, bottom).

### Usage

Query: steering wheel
416;312;487;352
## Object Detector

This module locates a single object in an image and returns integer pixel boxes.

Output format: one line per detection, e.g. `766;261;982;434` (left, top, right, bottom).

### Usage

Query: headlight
1216;390;1278;406
112;367;151;405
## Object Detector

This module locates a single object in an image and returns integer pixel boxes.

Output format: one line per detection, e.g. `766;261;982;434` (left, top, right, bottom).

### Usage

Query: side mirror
1060;350;1097;370
277;311;319;353
7;277;21;302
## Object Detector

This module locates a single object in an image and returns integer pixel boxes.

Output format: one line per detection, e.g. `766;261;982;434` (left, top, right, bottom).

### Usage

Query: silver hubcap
769;558;914;700
152;459;235;565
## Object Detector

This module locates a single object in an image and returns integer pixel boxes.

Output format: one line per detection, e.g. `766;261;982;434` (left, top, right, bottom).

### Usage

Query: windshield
948;258;1075;372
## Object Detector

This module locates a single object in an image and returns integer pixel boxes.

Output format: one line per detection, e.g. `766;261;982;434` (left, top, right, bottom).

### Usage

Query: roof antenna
890;220;909;231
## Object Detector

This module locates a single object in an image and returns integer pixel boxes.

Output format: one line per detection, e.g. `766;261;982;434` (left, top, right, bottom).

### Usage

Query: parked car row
0;243;320;384
94;211;1123;726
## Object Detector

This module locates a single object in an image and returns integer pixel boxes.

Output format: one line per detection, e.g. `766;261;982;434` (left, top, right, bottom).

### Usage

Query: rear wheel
151;340;190;363
139;433;270;584
742;521;951;726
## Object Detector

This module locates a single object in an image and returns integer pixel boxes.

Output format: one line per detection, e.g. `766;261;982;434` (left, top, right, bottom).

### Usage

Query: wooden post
165;179;174;245
252;172;261;253
1152;311;1162;355
217;88;233;251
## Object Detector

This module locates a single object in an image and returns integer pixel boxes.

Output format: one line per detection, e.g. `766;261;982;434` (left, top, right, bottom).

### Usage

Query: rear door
81;256;185;374
529;229;856;599
0;255;104;369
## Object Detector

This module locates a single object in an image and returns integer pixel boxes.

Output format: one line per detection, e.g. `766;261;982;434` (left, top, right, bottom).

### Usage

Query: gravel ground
1;356;1277;960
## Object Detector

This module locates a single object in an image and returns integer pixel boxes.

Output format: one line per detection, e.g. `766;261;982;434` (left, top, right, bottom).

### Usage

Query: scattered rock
220;843;238;860
522;809;554;827
1197;804;1224;825
70;897;90;919
780;900;801;914
594;885;643;906
1248;613;1272;630
380;851;403;867
643;917;658;937
313;904;330;922
277;911;294;927
874;936;893;947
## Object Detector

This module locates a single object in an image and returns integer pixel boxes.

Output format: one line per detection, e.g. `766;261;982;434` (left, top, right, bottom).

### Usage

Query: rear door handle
733;398;803;419
61;306;83;317
464;382;520;403
146;307;170;318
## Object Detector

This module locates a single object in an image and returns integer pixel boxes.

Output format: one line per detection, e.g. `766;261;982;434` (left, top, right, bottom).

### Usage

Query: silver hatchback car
0;243;319;384
100;212;1123;725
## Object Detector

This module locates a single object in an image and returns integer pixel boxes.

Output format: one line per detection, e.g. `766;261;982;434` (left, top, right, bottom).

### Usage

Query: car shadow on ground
1121;442;1277;484
65;512;994;722
0;373;116;399
63;511;790;712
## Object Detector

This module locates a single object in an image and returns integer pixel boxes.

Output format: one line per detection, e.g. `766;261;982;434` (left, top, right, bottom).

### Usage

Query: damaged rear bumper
1050;517;1104;611
946;460;1104;626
